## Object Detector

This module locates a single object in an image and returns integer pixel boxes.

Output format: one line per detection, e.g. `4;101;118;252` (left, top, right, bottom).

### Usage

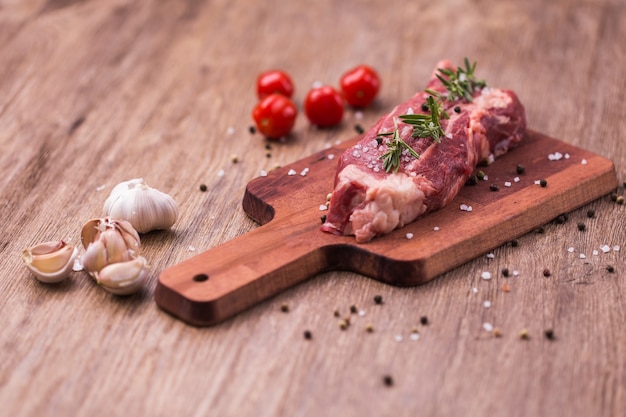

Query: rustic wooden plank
0;0;624;416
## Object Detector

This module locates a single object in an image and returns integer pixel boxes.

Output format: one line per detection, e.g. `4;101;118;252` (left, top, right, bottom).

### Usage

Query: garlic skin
81;217;140;278
22;240;78;283
104;178;178;233
97;256;150;295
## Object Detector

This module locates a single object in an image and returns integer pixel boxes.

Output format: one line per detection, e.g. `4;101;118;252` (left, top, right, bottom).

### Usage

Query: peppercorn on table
1;1;625;417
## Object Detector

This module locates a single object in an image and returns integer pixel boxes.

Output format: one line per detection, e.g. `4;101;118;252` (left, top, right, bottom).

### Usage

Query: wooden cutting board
155;130;617;326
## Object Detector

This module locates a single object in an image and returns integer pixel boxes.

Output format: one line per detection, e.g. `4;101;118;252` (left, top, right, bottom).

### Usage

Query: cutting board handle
155;216;327;326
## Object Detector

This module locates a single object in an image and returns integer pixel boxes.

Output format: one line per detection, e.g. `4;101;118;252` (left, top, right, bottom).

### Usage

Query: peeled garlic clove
22;240;78;283
104;178;178;233
97;256;149;295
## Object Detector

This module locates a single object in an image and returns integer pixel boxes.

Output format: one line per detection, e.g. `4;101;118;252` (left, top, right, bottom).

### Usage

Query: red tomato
340;65;381;107
304;85;344;127
256;70;295;99
252;94;298;139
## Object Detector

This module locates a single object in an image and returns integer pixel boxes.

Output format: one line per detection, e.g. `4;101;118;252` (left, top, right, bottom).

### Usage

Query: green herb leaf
399;95;449;143
378;119;420;173
436;57;486;102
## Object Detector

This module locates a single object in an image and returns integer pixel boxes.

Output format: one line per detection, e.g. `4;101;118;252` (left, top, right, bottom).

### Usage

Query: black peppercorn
420;316;429;325
374;295;383;304
516;164;525;175
350;305;358;314
511;239;519;247
249;125;256;134
199;184;208;192
607;265;615;273
544;329;555;340
543;269;551;277
540;179;548;187
490;183;499;192
421;103;429;112
502;268;510;277
466;175;478;186
355;124;364;134
454;106;461;113
320;215;327;224
280;304;289;313
587;209;595;218
383;375;394;387
303;330;312;340
577;222;586;231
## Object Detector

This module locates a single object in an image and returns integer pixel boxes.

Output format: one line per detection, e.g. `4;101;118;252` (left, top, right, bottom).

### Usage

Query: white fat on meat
337;165;428;242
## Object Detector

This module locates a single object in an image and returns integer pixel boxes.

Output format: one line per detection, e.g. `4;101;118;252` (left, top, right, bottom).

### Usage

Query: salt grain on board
601;245;611;253
460;204;473;212
406;233;414;239
481;271;492;280
568;247;575;253
319;204;328;211
287;169;297;176
483;322;494;332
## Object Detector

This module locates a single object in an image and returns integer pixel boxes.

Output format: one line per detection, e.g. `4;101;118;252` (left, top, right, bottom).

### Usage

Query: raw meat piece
321;60;526;242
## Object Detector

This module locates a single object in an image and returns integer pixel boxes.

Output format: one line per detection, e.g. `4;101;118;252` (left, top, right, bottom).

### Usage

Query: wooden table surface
1;0;624;416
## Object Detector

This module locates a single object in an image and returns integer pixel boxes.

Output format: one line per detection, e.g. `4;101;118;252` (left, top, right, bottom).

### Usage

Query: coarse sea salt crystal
614;245;621;252
593;250;599;256
300;168;309;176
355;111;363;120
188;246;196;252
601;245;611;253
581;159;588;165
568;247;575;253
319;204;328;211
548;152;563;161
565;153;570;159
483;300;492;308
579;253;586;259
504;181;512;187
460;204;473;212
486;253;495;259
483;322;494;332
287;169;297;176
72;259;83;272
395;334;403;342
512;270;520;276
514;177;520;183
96;184;106;192
481;271;492;280
358;310;366;317
217;169;225;177
534;180;541;185
406;233;414;239
472;287;478;294
483;175;489;181
433;226;440;231
260;170;268;177
327;154;335;160
226;127;235;135
410;333;420;341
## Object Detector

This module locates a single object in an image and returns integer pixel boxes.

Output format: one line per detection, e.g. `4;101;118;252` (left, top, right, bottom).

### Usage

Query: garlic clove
22;240;78;283
80;217;141;278
81;217;140;253
96;256;149;295
104;178;178;233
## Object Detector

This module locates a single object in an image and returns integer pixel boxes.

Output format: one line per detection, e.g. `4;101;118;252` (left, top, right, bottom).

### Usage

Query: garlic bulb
81;217;140;279
104;178;178;233
97;256;150;296
22;240;78;283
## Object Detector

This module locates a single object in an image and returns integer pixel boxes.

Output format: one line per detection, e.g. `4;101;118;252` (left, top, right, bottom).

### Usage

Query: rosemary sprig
378;118;420;173
398;95;449;143
436;57;486;102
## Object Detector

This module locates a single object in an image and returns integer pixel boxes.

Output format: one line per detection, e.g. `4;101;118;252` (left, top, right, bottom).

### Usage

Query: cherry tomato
340;65;381;108
252;94;298;139
256;70;295;99
304;85;344;127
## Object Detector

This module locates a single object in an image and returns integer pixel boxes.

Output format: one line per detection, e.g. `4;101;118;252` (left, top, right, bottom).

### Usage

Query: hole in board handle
192;273;209;282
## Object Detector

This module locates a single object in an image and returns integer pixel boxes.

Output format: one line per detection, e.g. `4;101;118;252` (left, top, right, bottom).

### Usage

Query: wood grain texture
156;131;617;326
0;0;624;416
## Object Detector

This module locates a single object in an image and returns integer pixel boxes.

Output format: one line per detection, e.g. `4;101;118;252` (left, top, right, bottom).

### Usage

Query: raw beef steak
321;60;526;242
